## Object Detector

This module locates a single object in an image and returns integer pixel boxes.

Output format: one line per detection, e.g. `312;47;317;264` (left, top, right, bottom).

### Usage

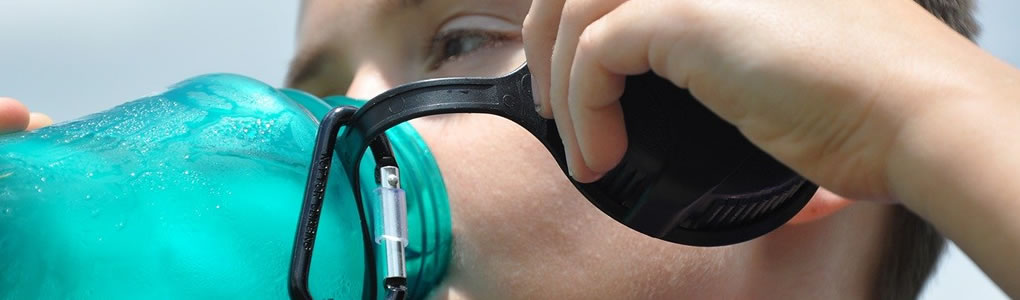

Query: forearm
886;60;1020;297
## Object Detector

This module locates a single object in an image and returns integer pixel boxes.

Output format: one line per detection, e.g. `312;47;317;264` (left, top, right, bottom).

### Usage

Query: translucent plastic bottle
0;74;451;299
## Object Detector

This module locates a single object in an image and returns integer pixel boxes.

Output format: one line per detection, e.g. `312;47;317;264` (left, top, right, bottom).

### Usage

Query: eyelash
426;29;518;71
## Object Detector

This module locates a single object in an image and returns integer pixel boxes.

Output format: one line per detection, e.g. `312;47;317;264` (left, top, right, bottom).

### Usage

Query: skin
290;0;889;298
0;98;29;133
0;97;50;133
525;0;1020;296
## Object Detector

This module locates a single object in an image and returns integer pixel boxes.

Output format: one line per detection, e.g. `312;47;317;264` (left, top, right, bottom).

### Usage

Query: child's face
289;0;876;298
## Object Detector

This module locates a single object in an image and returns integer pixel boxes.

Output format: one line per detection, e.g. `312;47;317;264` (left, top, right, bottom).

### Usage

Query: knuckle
560;1;583;20
522;16;555;48
521;14;539;36
576;25;600;54
559;1;592;31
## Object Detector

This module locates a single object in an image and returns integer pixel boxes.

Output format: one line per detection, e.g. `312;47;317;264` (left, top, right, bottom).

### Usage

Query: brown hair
875;2;978;299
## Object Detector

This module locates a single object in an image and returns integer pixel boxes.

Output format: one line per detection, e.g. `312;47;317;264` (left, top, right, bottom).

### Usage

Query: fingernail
531;76;542;112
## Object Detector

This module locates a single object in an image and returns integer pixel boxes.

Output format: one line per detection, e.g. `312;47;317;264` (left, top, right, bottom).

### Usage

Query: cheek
415;115;584;255
412;115;731;299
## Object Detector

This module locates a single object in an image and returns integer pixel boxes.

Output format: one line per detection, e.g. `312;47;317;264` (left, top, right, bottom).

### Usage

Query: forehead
298;0;421;30
295;0;420;52
297;0;366;42
297;0;523;39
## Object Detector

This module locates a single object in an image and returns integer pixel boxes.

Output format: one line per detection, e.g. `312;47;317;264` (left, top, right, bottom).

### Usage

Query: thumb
0;97;31;133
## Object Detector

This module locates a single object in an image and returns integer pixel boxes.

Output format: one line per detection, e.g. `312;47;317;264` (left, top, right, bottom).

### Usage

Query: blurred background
0;0;1015;299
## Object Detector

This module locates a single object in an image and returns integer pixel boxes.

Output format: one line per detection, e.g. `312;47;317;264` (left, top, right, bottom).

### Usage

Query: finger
568;32;628;176
548;0;629;182
26;112;53;130
0;97;31;133
568;0;705;176
522;0;566;118
582;0;703;86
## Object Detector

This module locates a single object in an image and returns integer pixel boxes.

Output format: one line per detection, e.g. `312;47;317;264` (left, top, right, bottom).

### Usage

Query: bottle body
0;74;450;299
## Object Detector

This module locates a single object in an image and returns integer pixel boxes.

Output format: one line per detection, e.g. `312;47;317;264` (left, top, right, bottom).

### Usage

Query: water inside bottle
0;74;365;299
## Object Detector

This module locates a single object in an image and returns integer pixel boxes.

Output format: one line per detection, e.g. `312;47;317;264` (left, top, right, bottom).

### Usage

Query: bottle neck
283;89;453;299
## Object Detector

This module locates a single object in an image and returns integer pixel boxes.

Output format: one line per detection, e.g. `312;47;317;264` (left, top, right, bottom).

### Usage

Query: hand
0;97;52;133
523;0;1013;201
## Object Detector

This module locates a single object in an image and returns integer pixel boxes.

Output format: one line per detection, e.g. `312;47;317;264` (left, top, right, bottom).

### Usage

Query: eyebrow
386;0;427;11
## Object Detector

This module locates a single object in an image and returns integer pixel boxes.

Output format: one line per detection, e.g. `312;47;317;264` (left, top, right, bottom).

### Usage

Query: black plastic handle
336;64;817;248
289;106;405;300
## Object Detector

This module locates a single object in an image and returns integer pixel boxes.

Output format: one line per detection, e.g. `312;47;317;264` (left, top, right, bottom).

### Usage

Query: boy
285;0;991;298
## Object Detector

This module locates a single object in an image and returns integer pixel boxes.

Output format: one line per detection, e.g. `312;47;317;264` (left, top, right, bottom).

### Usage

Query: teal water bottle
0;74;452;299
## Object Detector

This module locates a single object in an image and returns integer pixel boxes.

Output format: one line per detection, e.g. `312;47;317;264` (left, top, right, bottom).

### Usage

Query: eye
426;29;517;71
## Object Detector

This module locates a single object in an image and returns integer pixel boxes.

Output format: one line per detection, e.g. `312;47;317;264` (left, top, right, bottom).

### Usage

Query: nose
345;65;398;100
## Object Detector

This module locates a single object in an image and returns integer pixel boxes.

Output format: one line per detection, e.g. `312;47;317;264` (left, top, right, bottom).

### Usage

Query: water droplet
86;172;94;178
34;185;42;193
215;205;221;209
39;177;46;182
3;208;12;215
183;154;190;159
84;194;92;200
183;170;190;175
129;172;136;177
115;222;125;230
97;236;103;241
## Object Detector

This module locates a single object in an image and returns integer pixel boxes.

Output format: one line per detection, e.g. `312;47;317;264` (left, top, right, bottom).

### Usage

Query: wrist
884;79;1020;296
884;64;1020;222
882;32;1019;198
